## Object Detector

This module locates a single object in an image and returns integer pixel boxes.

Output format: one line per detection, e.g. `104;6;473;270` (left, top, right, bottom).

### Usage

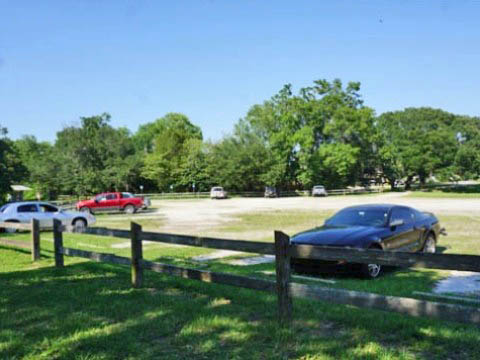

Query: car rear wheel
422;233;436;253
73;218;87;231
4;220;19;233
124;204;135;214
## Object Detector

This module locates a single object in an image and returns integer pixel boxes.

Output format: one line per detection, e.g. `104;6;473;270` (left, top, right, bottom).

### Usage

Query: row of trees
1;78;480;201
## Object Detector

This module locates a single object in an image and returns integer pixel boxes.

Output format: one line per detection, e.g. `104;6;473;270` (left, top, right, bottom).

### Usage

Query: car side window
390;208;414;225
17;204;38;213
39;204;58;213
106;194;116;200
96;195;107;202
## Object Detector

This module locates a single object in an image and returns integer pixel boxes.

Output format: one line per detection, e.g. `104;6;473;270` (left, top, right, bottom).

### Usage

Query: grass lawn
1;209;480;359
405;191;480;199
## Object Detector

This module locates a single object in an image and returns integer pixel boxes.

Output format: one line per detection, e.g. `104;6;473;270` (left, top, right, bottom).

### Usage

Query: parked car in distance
76;192;151;214
290;204;445;279
210;187;227;199
0;201;96;232
312;185;328;197
264;186;278;198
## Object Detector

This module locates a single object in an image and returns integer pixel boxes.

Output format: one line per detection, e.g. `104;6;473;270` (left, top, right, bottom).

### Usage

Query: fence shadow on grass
1;261;480;359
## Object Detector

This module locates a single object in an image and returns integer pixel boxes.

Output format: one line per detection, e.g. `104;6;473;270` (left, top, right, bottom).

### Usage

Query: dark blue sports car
290;204;445;278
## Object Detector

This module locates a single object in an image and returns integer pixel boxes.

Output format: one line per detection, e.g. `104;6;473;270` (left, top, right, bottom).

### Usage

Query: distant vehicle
264;186;278;198
312;185;328;197
210;187;227;199
76;192;151;214
0;201;96;232
290;204;445;279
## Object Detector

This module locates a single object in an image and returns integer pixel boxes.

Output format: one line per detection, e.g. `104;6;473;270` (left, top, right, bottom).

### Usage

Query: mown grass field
405;191;480;199
1;201;480;359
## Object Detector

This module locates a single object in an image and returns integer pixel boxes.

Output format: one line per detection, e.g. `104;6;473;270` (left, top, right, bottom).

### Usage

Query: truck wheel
124;205;135;214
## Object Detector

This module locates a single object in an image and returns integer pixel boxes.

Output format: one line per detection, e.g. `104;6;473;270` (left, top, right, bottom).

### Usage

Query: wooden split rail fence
3;219;480;326
0;220;41;261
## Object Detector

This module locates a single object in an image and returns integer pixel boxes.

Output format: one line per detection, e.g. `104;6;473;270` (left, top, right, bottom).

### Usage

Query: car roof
340;204;410;212
4;201;57;207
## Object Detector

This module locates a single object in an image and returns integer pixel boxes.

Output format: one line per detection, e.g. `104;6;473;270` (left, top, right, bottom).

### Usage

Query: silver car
0;202;96;232
312;185;328;197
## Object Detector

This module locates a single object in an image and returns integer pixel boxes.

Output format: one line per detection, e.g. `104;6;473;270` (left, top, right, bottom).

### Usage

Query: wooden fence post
275;230;292;325
30;219;40;261
131;222;143;288
53;219;64;268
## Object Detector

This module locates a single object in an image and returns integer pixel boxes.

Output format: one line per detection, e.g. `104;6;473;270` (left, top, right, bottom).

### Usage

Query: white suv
210;187;227;199
312;185;328;197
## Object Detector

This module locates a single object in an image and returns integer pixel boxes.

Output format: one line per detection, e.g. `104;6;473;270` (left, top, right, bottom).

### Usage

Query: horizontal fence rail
68;226;275;255
140;259;277;293
0;238;31;250
289;283;480;325
0;222;32;230
0;219;41;261
290;245;480;272
56;221;480;326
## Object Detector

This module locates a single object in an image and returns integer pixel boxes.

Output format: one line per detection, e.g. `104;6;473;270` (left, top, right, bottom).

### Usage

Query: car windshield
326;208;388;227
122;192;133;198
0;204;9;213
212;187;223;191
314;186;324;189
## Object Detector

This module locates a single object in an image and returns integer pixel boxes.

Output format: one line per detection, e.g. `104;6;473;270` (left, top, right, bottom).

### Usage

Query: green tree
140;113;203;191
0;126;27;201
377;108;459;188
243;79;376;189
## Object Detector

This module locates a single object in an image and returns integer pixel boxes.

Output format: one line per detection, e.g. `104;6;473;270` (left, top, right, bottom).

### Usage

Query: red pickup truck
76;192;151;214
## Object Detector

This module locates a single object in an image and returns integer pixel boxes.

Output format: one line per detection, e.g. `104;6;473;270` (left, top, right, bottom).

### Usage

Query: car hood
291;225;382;247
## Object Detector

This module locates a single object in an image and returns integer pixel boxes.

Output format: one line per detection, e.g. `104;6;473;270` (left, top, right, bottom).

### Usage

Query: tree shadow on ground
1;259;479;359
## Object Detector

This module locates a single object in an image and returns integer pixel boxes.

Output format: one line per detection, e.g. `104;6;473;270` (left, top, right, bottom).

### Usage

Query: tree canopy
2;79;480;200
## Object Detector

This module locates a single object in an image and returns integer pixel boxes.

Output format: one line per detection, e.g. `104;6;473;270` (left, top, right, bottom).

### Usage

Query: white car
0;202;96;232
210;187;227;199
312;185;328;197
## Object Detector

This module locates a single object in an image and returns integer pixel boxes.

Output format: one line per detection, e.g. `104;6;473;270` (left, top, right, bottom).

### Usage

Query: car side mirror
390;219;404;228
94;199;99;203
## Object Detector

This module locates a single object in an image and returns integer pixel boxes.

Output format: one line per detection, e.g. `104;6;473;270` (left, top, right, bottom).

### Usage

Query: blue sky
1;0;479;143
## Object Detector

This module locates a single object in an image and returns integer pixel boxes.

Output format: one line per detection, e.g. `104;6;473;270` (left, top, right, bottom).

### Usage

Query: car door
16;203;41;225
103;193;120;212
384;207;418;251
94;194;108;212
38;203;62;227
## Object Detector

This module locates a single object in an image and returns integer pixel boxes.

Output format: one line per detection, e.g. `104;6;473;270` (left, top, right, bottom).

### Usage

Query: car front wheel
422;233;436;253
361;263;382;279
73;218;87;231
360;245;383;279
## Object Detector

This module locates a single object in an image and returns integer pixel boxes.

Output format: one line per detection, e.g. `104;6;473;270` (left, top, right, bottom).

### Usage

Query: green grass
406;191;480;199
2;210;480;359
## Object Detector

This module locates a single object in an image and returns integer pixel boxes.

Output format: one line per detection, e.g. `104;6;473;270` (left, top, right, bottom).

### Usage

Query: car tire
80;206;91;214
73;218;87;231
3;220;19;233
422;233;436;253
360;245;383;279
124;204;135;214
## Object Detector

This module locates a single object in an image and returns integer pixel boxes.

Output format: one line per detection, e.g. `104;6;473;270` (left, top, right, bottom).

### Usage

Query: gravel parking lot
156;191;480;233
